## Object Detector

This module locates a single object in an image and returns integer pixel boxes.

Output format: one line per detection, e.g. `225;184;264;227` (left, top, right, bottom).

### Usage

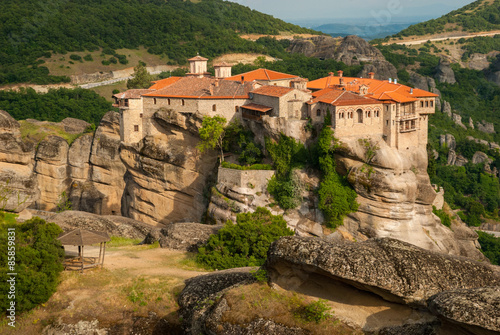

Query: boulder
435;58;456;84
455;155;469;167
451;113;466;129
358;61;398;81
409;72;429;91
428;287;500;335
60;117;91;134
467;53;491;71
469;117;474;129
265;236;500;307
472;151;492;165
447;150;457;166
49;210;161;239
178;267;257;335
158;222;223;251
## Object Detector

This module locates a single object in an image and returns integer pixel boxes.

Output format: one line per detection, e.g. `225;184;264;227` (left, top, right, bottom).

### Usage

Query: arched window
317;109;321;117
357;109;363;123
212;104;217;112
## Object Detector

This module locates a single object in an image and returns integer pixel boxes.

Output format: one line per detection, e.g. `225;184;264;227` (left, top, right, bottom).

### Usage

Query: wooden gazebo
58;229;110;273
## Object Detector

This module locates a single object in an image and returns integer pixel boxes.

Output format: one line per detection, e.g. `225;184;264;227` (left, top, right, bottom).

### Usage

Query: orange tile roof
251;85;294;97
143;76;253;99
241;103;273;113
224;68;300;82
307;75;438;104
149;77;182;90
309;88;380;106
188;55;208;61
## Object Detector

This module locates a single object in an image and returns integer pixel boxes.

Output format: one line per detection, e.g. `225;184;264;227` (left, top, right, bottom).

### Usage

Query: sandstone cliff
288;35;397;80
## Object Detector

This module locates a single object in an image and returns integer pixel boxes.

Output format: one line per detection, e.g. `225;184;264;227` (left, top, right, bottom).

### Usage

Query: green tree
127;62;152;89
0;216;64;313
197;115;227;161
196;207;294;269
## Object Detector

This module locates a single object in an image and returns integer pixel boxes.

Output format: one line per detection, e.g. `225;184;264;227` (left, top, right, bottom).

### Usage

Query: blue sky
229;0;476;21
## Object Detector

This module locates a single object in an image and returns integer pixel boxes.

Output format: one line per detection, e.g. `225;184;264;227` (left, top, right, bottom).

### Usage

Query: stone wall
217;167;275;193
121;98;144;143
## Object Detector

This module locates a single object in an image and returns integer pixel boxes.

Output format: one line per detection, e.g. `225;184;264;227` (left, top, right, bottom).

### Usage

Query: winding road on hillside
390;31;500;46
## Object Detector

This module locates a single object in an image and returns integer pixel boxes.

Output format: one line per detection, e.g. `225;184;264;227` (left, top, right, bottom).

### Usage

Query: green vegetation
477;231;500;265
0;216;64;313
432;206;452;228
197;115;227;160
127;62;153;89
460;34;500;60
0;87;114;125
0;0;317;84
266;134;310;210
56;191;72;213
196;207;293;270
392;0;500;37
317;113;358;228
220;161;272;171
223;120;264;166
297;299;333;324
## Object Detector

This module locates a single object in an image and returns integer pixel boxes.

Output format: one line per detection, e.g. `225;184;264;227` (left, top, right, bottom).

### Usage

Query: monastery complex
114;55;438;150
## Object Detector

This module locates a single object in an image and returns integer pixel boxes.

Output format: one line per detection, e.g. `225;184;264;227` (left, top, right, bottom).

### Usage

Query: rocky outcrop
452;113;467;129
447;150;469;167
435;58;456;84
469;117;474;129
158;222;223;251
439;134;456;150
288;35;397;80
441;101;452;117
486;54;500;86
467;53;492;71
0;111;38;212
49;210;162;239
428;287;500;335
336;137;483;259
266;236;500;307
477;120;495;134
120;110;218;225
409;72;429;91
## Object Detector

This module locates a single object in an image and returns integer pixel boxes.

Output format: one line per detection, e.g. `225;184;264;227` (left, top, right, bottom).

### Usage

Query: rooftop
225;68;300;82
310;88;381;106
113;89;154;99
188;55;209;61
149;77;182;90
251;85;294;97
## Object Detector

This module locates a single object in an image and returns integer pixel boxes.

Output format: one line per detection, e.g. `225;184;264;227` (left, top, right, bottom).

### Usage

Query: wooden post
98;242;103;266
101;242;106;268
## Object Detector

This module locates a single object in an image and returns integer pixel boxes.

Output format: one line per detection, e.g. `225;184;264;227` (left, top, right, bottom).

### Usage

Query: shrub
0;217;64;313
296;299;332;323
432;206;451;228
220;161;272;170
267;173;303;210
196;207;294;270
83;54;93;62
477;231;500;265
69;54;82;61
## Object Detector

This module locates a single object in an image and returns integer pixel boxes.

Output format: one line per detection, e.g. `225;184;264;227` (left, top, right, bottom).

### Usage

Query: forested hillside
393;0;500;37
0;0;317;85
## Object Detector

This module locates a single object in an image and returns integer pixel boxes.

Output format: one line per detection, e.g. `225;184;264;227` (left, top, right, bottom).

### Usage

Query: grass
107;236;143;247
19;120;85;145
0;211;18;224
161;252;212;272
91;81;128;102
222;283;360;335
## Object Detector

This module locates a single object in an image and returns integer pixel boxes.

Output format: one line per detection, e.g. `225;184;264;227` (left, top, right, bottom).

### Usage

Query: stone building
114;56;438;150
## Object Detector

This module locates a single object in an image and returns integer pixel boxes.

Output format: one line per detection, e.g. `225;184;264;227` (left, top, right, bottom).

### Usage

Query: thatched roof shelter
58;229;111;272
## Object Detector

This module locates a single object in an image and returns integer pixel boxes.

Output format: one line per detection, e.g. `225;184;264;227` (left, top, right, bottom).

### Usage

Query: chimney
388;78;392;83
368;72;375;79
339;77;345;87
337;70;343;78
394;79;398;84
410;88;414;94
241;75;245;84
215;79;219;87
329;72;334;77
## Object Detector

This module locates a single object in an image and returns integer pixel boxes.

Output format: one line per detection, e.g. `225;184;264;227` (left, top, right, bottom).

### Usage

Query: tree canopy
198;115;227;160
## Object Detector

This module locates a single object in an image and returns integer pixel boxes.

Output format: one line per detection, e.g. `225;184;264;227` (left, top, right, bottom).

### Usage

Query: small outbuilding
58;228;111;273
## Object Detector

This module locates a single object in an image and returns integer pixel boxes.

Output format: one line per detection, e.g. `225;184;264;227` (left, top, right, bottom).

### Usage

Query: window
181;99;185;106
357;109;363;123
385;105;389;112
317;109;321;117
168;98;171;105
154;98;157;105
386;120;389;125
430;101;434;107
425;101;429;108
140;113;143;118
134;125;139;132
421;101;424;108
212;104;217;112
235;106;239;112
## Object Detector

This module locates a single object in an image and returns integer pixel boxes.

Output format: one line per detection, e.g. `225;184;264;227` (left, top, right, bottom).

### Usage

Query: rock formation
335;137;483;259
441;101;452;117
120;109;218;225
435;58;456;84
158;222;223;251
287;35;397;80
486;54;500;87
467;53;492;71
440;134;456;150
409;72;429;91
452;113;467;129
477;120;495;134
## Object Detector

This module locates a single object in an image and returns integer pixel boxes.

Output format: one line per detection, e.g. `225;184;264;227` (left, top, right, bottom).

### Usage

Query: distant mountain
314;23;416;41
394;0;500;37
0;0;318;85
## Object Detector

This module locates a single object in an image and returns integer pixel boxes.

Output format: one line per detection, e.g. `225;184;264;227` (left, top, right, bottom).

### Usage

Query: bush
83;54;93;62
196;207;294;270
267;173;303;210
432;206;451;228
296;299;332;323
220;161;272;170
0;216;64;313
477;231;500;265
69;54;82;62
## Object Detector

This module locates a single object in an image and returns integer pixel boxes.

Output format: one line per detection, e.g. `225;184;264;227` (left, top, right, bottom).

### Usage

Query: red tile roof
224;68;300;82
143;77;253;99
309;88;380;106
251;85;294;97
149;77;182;90
308;75;438;103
